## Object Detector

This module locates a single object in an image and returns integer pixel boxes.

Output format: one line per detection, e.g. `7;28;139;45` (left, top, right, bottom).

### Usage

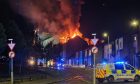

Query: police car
96;62;140;83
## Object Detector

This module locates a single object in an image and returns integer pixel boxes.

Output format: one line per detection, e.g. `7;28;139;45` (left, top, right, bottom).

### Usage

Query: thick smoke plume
12;0;84;46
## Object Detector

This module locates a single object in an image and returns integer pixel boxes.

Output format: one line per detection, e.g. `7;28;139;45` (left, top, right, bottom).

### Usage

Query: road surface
1;67;140;84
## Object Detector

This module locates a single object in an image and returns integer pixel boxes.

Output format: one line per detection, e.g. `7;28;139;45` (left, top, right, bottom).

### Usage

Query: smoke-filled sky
11;0;84;46
1;0;140;44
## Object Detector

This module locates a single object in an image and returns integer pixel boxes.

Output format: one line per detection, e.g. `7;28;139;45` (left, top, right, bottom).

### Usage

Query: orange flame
59;29;93;45
71;29;82;39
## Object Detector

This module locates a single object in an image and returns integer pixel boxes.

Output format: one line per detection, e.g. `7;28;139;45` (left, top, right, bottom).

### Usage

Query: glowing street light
130;19;139;28
103;32;109;44
28;57;35;66
28;60;35;66
103;32;108;38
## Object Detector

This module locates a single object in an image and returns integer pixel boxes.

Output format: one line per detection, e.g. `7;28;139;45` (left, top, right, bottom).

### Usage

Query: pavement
1;67;140;84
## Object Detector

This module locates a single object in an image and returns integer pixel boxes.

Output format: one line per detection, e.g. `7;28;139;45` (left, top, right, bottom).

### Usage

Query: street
2;67;140;84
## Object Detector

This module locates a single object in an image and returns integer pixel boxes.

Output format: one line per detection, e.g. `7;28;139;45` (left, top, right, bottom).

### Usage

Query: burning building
11;0;92;46
11;0;94;65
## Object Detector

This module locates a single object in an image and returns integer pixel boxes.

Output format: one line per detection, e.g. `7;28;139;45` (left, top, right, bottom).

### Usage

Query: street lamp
103;32;110;61
103;32;108;38
130;19;139;28
130;19;139;67
28;57;35;66
130;19;140;33
28;60;35;66
103;32;109;44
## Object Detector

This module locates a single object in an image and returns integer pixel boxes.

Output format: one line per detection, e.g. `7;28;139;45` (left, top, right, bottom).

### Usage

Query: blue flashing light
61;58;64;61
102;62;106;65
57;67;61;70
116;62;124;64
57;63;61;67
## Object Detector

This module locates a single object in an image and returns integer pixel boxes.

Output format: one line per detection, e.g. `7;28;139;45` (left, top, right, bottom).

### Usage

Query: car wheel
107;75;114;83
134;75;140;82
97;78;104;83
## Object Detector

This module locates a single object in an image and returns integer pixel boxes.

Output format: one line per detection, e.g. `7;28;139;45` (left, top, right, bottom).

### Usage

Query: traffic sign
8;39;15;84
91;38;99;46
8;43;15;50
92;46;98;54
9;51;15;58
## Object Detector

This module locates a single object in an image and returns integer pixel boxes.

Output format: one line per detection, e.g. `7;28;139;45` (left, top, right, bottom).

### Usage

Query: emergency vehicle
96;62;140;83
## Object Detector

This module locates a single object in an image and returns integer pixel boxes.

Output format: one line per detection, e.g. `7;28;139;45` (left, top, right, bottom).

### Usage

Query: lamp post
130;19;139;67
103;32;110;61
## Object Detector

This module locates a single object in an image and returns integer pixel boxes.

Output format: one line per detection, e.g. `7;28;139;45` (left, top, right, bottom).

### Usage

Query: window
115;64;124;70
125;64;134;70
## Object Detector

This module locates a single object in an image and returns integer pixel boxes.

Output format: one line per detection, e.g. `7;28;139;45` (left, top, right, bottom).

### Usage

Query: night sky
80;0;140;40
0;0;140;41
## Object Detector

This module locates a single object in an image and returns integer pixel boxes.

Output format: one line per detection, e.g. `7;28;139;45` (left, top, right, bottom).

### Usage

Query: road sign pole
11;58;13;84
93;53;96;84
8;39;15;84
91;33;98;84
91;47;98;84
